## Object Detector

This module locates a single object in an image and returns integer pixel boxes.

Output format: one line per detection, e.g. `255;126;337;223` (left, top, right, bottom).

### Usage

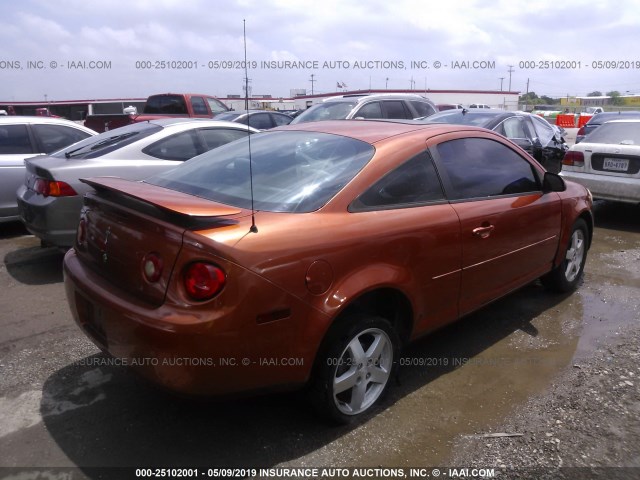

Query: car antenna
244;19;258;233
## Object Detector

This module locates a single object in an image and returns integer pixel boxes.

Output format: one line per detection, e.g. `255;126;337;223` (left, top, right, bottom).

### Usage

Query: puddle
293;205;640;468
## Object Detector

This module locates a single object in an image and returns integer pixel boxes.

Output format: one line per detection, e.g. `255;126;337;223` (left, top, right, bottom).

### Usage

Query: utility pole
386;77;389;89
525;78;530;110
499;77;504;91
507;65;515;92
410;77;415;90
309;74;316;95
242;77;252;110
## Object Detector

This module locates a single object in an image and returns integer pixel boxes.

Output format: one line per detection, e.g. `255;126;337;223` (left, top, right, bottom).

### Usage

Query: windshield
421;111;499;126
146;131;375;213
290;102;357;124
586;122;640;145
53;122;162;159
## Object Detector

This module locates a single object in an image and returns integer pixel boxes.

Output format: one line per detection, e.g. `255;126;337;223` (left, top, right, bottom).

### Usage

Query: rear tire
309;314;400;424
542;218;588;292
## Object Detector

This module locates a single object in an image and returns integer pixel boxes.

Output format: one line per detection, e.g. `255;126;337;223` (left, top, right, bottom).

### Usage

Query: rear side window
409;101;436;118
191;97;209;115
352;151;444;210
271;113;292;126
198;128;249;150
143;130;201;161
248;113;273;130
0;124;33;154
32;124;92;153
434;137;540;200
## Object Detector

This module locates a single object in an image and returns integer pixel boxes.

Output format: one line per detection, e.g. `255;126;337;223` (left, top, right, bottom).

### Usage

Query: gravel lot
0;199;638;480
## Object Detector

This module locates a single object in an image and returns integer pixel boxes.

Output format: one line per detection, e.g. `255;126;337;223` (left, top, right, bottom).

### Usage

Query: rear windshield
143;95;188;114
214;112;243;122
290;102;357;124
54;122;162;159
586;122;640;145
146;131;375;213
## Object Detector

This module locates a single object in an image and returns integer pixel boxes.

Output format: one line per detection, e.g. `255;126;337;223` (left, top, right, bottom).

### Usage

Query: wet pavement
0;200;638;473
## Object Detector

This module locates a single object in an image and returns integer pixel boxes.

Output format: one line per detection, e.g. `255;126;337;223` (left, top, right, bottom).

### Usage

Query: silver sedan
0;116;96;223
17;118;258;247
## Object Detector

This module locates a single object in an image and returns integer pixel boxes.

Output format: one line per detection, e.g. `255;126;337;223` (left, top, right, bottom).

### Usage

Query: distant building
1;88;522;120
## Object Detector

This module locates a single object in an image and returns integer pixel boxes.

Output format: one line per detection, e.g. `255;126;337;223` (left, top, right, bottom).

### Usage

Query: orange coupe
64;120;593;423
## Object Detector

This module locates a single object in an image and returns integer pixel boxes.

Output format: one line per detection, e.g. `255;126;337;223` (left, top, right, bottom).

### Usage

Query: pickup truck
84;93;231;132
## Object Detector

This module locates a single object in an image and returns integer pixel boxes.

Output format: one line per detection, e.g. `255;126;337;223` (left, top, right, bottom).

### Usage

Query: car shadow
4;245;65;285
593;200;640;233
0;221;29;239
40;281;572;473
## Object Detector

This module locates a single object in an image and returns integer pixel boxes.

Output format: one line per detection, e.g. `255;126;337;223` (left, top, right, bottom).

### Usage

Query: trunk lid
76;177;248;307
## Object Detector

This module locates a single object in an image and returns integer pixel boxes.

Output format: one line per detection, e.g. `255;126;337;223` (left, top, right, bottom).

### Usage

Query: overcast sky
1;0;640;102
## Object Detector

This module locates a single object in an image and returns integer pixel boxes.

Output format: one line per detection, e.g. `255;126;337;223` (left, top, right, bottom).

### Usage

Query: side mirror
543;171;566;192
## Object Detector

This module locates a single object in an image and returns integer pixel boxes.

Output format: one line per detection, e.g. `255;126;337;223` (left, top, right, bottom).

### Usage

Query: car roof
601;118;640;123
323;93;433;104
426;109;514;120
275;119;487;144
590;111;640;121
143;118;254;128
0;116;87;126
218;110;288;115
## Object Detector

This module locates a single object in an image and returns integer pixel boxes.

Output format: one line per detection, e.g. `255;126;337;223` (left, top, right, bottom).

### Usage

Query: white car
17;118;258;247
0;116;96;222
560;119;640;204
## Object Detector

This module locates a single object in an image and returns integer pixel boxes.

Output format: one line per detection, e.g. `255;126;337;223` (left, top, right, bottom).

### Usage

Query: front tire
542;218;588;292
309;314;400;424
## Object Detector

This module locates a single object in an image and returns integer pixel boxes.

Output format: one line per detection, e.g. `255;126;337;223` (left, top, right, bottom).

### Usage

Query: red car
63;121;593;423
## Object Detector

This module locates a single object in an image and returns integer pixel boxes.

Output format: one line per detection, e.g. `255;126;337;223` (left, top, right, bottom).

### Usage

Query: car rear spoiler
81;177;243;218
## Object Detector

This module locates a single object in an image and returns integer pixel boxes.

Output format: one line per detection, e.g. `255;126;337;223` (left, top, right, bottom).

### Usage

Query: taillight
142;252;164;283
33;178;77;197
184;262;226;301
576;126;585;137
563;151;585;167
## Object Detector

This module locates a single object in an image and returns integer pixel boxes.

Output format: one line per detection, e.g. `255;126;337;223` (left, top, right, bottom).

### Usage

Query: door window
355;102;383;119
383;101;411;119
0;124;33;154
434;137;540;200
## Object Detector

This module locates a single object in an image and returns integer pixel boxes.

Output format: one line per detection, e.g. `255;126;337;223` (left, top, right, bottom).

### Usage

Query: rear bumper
63;249;321;396
16;185;82;247
560;171;640;204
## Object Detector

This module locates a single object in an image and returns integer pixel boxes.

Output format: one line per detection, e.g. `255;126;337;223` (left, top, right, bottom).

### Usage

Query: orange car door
431;135;562;316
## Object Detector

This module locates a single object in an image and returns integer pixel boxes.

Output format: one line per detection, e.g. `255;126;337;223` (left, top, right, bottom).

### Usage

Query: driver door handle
472;224;495;239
